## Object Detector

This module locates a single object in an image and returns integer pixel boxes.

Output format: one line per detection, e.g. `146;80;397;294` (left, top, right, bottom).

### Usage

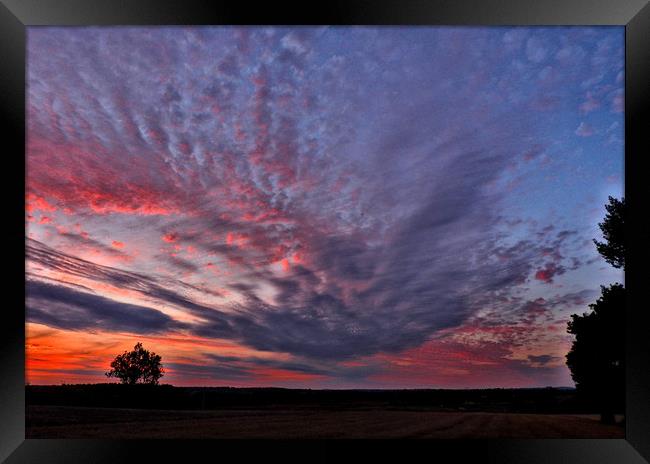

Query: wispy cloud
27;280;185;334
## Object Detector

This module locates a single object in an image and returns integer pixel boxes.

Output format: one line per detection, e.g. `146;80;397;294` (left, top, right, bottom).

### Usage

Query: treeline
26;384;600;413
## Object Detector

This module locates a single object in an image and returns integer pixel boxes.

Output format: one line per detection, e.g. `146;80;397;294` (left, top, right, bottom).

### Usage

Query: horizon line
26;383;577;390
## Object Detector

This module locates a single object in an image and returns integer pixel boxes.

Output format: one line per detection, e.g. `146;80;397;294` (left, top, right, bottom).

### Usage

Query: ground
26;405;624;439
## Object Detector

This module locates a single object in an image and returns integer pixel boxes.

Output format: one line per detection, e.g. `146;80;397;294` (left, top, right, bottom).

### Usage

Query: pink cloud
579;92;600;114
25;193;57;213
162;232;179;243
27;138;183;216
533;263;564;284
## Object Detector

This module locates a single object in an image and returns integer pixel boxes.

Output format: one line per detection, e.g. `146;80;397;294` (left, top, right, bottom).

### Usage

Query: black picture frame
2;0;648;462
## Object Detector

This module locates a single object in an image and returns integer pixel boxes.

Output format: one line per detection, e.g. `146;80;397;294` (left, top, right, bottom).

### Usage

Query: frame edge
0;0;26;462
625;1;650;462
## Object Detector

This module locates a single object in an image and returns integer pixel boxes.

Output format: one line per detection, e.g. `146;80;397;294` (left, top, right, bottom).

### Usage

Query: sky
25;26;624;388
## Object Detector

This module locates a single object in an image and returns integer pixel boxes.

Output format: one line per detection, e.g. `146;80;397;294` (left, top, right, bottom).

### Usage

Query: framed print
1;0;649;462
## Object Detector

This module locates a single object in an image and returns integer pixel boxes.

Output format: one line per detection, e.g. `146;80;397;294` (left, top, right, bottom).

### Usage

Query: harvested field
26;405;624;439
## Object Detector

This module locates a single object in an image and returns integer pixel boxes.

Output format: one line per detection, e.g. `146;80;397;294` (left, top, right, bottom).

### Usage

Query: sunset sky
26;26;623;388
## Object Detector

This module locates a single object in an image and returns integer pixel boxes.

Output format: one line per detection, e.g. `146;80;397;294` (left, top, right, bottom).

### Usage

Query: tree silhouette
566;196;625;424
106;343;164;385
593;196;625;270
566;283;625;422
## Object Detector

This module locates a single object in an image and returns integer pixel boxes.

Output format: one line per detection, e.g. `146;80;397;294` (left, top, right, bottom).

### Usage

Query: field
25;385;624;438
27;405;624;439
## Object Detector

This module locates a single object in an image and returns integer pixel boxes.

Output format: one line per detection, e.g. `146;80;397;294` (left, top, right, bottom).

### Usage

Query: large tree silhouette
593;196;625;269
566;196;625;424
106;342;164;385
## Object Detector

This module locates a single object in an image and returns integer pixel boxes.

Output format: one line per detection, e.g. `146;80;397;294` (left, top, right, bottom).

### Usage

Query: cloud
527;354;559;366
534;263;565;283
26;193;57;213
526;37;548;63
166;352;380;385
25;27;624;385
165;362;254;381
162;232;179;243
26;280;184;334
611;89;624;113
579;92;601;114
27;238;227;320
25;108;600;363
57;231;129;259
164;255;200;274
575;122;594;137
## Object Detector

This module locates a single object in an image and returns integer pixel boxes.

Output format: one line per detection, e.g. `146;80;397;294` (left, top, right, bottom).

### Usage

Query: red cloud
369;319;572;389
533;263;564;284
25;193;57;213
534;269;553;283
162;232;179;243
111;241;125;249
27;138;182;216
226;232;249;247
32;177;177;216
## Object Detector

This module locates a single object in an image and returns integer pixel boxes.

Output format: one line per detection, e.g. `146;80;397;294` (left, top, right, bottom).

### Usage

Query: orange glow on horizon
25;323;303;386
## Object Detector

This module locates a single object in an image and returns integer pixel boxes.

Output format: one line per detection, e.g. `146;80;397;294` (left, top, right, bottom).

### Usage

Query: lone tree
106;342;164;385
566;196;625;424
